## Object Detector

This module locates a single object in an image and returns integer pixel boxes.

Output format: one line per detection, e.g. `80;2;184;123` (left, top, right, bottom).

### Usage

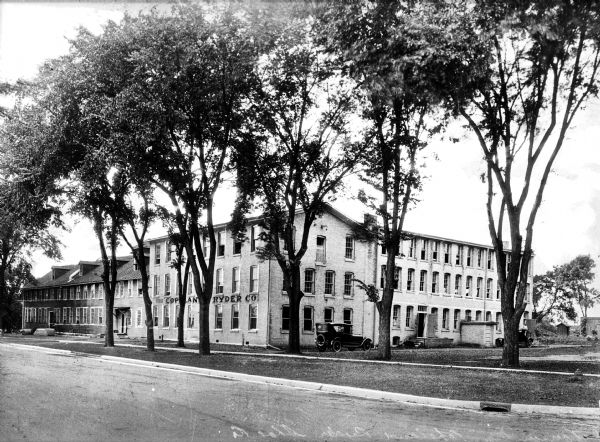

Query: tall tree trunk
199;293;210;355
177;261;190;347
138;252;154;352
287;266;303;354
104;290;115;347
502;315;519;367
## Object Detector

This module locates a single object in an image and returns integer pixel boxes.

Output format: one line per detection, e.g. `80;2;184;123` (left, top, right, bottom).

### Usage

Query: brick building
21;205;533;348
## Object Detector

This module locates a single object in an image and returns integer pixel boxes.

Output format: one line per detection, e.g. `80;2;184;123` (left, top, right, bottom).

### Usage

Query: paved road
1;344;598;441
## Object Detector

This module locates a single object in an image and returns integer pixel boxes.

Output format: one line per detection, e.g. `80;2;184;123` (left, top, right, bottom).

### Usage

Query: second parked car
314;322;373;352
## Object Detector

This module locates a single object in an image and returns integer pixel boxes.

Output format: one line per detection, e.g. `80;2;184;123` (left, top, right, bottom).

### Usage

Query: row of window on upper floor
152;231;358;265
379;266;532;301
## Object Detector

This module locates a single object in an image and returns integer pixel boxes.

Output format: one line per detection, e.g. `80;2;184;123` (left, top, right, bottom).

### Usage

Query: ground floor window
343;308;353;325
496;312;502;331
153;305;158;327
454;310;460;329
442;308;450;330
324;307;334;323
281;305;290;331
174;305;180;328
475;310;482;321
303;306;313;332
136;309;142;327
231;304;239;329
392;305;400;328
405;306;413;328
465;309;472;321
485;311;492;322
249;304;257;330
215;304;223;329
187;306;195;329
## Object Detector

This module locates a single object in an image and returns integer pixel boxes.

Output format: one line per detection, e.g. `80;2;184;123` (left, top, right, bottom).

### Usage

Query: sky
1;1;600;315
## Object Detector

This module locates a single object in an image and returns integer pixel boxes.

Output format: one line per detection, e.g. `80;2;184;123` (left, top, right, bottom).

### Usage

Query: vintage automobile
495;329;534;348
314;322;373;352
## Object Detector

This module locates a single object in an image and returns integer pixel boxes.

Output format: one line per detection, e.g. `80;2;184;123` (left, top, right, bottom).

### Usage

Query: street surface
0;343;598;441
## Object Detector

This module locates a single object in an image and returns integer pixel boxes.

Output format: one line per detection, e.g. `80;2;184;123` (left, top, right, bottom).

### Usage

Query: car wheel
331;340;342;352
362;340;372;351
315;333;327;351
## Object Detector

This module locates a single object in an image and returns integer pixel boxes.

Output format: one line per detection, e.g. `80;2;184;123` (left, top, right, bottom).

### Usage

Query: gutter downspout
266;255;271;348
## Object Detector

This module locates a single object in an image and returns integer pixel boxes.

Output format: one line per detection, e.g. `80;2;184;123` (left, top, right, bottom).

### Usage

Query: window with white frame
303;306;313;331
475;310;482;321
164;274;171;296
454;275;462;295
405;306;413;328
216;268;224;294
217;231;225;257
231;304;239;329
249;304;257;330
153;305;158;326
153;275;159;296
455;245;463;265
316;236;326;263
187;306;195;328
215;304;223;329
408;238;415;258
488;250;494;270
250;226;257;252
420;239;428;260
281;305;290;331
431;307;439;330
304;269;315;294
128;280;133;297
477;249;484;267
62;307;70;324
343;272;354;297
495;312;502;331
466;276;472;297
454;309;460;329
76;286;81;300
345;235;354;260
98;284;103;299
174;305;180;328
432;241;439;261
432;272;439;293
392;305;401;328
444;243;450;263
442;309;450;330
476;277;483;298
466;247;473;266
465;309;472;321
82;307;89;324
162;304;170;327
393;267;401;290
324;306;334;323
324;270;335;295
232;267;240;293
485;311;492;322
155;243;161;265
250;265;259;292
75;307;81;324
419;270;427;292
407;269;414;291
136;309;142;327
486;279;493;299
343;308;353;325
233;237;242;255
443;273;451;294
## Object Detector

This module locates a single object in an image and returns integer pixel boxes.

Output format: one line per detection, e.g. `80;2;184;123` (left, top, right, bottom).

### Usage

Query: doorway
417;313;426;338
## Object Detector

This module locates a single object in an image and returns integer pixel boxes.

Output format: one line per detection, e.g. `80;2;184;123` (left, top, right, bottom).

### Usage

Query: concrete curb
3;342;599;418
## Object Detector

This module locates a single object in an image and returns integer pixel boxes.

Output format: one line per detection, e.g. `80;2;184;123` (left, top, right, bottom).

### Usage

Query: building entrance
417;313;426;338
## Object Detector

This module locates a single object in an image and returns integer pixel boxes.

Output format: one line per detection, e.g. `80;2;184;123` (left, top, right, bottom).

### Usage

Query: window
187;306;195;328
155;243;161;265
343;308;353;325
442;309;450;330
407;269;414;291
454;275;462;296
164;274;171;297
432;272;439;293
324;307;334;323
432;241;439;261
98;284;103;299
217;231;225;257
405;306;413;328
345;235;354;260
496;284;501;300
282;305;290;331
231;304;239;329
304;269;315;294
466;276;472;297
488;250;494;270
443;273;451;294
392;305;401;327
76;286;81;300
316;236;326;263
228;236;240;256
486;279;493;299
496;312;502;331
380;265;386;289
444;243;450;264
343;272;354;297
455;245;463;265
431;307;438;330
454;310;460;329
62;307;70;324
476;277;483;298
477;249;484;268
175;305;180;328
162;304;170;327
231;267;240;293
420;239;428;260
215;304;223;329
393;267;401;290
303;306;313;331
75;307;81;324
408;239;415;258
475;310;482;321
324;270;335;295
83;287;88;299
82;307;89;324
485;311;492;322
153;275;159;296
216;268;224;294
466;247;473;266
250;265;259;292
153;305;158;327
250;226;256;252
419;270;427;292
465;309;472;321
90;308;97;325
249;304;258;330
136;309;142;327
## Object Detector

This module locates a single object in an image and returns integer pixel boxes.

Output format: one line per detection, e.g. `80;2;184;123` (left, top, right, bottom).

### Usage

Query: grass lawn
7;336;600;408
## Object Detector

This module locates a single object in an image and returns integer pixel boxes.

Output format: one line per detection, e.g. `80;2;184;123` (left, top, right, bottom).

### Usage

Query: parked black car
314;322;373;352
495;329;534;348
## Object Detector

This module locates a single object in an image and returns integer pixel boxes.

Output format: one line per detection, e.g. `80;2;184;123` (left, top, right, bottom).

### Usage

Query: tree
562;255;600;329
232;9;361;354
447;1;600;366
533;267;577;323
320;1;483;359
